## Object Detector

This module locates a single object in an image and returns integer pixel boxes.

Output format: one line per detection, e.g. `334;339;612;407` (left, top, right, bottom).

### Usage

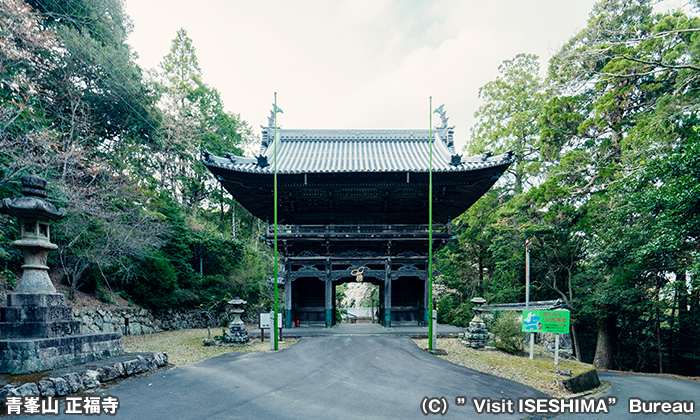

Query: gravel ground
121;328;298;367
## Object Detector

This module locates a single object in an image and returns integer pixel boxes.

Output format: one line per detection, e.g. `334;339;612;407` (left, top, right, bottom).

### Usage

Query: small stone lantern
0;173;67;294
224;297;249;343
462;297;489;348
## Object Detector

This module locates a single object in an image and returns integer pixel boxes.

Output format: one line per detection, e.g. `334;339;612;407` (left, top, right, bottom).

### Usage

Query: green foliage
0;1;266;326
436;0;700;374
335;284;347;324
134;254;178;311
489;311;527;354
96;282;115;304
436;295;473;328
470;53;546;193
0;268;17;290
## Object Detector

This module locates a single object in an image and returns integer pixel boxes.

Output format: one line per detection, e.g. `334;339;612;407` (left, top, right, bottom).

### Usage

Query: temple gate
204;111;512;327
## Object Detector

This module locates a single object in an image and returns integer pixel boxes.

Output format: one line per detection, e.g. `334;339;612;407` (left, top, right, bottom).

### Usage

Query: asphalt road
10;337;698;419
551;371;700;420
14;336;546;419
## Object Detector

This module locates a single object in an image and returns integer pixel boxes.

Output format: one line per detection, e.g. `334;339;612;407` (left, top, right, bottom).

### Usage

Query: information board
259;312;283;329
521;309;570;334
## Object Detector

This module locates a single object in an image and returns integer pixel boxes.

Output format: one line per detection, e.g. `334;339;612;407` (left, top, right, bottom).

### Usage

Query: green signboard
521;309;570;334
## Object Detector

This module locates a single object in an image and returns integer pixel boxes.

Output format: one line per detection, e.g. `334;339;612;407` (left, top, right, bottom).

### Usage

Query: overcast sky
124;0;686;152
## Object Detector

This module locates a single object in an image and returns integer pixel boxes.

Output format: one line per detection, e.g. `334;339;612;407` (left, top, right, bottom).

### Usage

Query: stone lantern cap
228;297;247;306
0;173;67;221
470;297;486;305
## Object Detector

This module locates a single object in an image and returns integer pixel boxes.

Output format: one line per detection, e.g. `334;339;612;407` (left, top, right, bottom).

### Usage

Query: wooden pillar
284;258;292;328
384;258;392;327
325;258;332;327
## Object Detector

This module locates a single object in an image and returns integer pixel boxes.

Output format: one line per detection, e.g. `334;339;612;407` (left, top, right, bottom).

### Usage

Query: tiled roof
476;299;568;313
204;128;514;175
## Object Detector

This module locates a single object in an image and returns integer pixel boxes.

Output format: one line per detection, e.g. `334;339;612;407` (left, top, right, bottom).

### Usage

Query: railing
265;223;451;238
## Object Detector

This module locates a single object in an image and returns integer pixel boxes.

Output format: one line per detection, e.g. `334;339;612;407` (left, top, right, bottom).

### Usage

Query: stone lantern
224;297;249;343
462;296;489;348
1;173;67;295
0;174;124;374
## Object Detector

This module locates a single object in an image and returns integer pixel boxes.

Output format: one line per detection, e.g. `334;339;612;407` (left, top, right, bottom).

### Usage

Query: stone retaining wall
73;308;230;336
0;352;168;400
561;368;601;394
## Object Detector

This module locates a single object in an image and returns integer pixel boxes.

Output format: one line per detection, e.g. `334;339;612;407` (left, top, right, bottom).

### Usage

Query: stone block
147;357;158;371
82;370;100;389
561;369;601;394
153;352;168;367
7;293;66;307
16;383;40;397
0;319;82;339
116;362;126;377
37;380;55;397
0;306;73;323
97;364;121;382
5;387;21;397
122;358;139;376
61;372;84;393
0;332;124;374
49;377;71;396
1;384;15;401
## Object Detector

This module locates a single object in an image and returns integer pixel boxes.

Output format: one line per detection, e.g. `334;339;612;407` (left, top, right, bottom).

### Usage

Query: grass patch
413;338;595;397
122;328;297;367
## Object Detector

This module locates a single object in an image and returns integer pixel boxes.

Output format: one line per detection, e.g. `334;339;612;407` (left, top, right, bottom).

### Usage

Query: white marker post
431;309;437;348
555;334;560;365
526;239;533;361
269;311;276;351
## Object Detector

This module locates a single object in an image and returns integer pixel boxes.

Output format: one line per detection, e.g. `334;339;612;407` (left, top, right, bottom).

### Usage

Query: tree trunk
593;311;616;369
571;322;582;362
477;254;484;289
677;276;692;373
690;277;700;376
667;284;677;373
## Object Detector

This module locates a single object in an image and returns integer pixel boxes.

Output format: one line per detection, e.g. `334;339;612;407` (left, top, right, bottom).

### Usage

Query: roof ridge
278;128;438;142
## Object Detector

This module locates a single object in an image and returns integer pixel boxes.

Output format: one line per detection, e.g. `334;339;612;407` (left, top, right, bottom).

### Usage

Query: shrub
96;282;115;304
489;310;527;354
133;254;178;311
173;289;201;308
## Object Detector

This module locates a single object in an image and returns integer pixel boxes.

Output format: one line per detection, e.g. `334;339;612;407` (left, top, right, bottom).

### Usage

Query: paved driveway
29;336;545;419
552;371;700;420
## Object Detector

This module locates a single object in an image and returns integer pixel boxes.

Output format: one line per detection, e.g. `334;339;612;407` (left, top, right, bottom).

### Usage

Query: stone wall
73;307;231;336
540;332;574;358
0;353;168;400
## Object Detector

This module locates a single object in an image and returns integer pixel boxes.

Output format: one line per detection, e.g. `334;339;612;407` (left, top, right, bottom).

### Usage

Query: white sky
124;0;687;153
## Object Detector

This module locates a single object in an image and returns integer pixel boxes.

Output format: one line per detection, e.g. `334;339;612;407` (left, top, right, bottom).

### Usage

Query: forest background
1;0;698;376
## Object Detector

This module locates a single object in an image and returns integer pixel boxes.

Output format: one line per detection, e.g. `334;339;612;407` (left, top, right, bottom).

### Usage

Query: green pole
428;97;434;351
273;92;279;351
